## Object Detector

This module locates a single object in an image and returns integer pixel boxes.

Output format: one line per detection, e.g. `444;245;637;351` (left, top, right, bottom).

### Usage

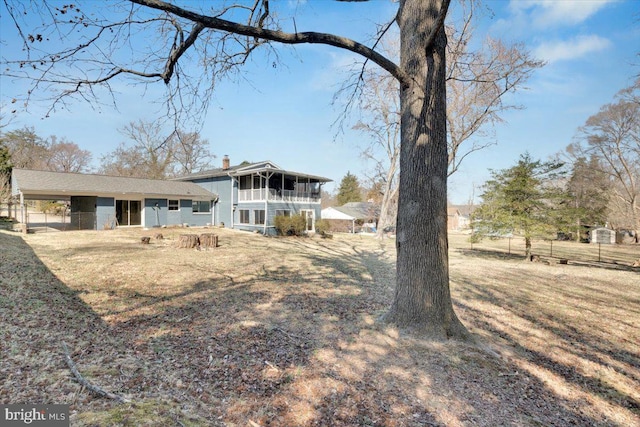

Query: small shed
590;227;616;244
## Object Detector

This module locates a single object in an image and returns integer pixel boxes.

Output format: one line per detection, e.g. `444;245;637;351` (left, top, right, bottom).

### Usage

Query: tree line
0;120;215;178
333;75;639;250
472;78;640;249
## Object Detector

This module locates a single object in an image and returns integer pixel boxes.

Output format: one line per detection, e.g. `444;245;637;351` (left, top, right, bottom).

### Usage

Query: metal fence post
598;242;601;262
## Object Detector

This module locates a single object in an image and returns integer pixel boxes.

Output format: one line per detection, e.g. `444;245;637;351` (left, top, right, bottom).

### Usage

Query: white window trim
254;209;266;225
238;209;250;224
168;199;180;211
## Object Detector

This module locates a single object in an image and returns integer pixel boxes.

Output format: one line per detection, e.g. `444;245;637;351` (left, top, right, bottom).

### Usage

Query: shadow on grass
103;236;612;426
3;230;624;426
0;231;221;425
455;277;640;422
0;232;108;399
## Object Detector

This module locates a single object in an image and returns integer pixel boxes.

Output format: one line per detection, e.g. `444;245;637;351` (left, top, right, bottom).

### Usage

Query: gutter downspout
20;192;25;228
227;171;236;228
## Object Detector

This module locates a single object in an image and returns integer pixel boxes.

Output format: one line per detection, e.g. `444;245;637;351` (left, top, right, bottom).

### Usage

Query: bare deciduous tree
3;0;472;338
570;79;640;237
446;11;544;175
171;130;215;176
99;120;214;178
100;120;175;179
353;66;400;236
47;137;93;173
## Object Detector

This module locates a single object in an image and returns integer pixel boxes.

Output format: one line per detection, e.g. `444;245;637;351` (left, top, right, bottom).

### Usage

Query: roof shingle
12;169;215;199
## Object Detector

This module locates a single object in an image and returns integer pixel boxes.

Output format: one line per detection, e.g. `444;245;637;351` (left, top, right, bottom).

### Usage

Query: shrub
315;219;332;238
274;214;307;236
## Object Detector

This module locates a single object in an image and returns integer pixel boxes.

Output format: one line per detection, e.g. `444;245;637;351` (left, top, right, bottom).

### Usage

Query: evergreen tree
473;153;565;260
336;172;363;206
0;143;11;176
0;126;48;170
0;142;12;208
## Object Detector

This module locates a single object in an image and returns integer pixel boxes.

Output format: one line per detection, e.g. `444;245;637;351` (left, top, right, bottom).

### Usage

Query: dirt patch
1;228;638;426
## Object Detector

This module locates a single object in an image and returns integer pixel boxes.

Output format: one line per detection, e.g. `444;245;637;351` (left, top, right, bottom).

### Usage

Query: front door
116;200;141;226
301;209;314;232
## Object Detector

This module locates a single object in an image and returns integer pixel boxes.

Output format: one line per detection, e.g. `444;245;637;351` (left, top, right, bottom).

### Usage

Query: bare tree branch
163;21;205;84
130;0;410;87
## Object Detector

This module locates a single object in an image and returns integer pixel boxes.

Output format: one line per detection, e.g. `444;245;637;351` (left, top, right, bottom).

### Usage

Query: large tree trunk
383;0;469;339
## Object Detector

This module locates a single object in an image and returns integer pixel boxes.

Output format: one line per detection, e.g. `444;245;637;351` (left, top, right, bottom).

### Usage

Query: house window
239;209;250;224
254;209;265;225
253;175;262;189
275;209;290;217
239;175;252;190
168;200;179;211
192;201;211;213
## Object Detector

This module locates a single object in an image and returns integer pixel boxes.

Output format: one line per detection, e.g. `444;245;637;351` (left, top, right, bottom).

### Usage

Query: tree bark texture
383;0;468;339
178;234;200;248
199;233;218;249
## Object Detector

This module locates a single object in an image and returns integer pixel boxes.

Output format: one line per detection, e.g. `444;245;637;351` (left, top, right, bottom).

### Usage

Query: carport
11;169;217;232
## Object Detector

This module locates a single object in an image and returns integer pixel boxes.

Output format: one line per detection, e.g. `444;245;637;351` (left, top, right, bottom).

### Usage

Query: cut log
141;237;151;244
178;234;200;248
200;233;218;249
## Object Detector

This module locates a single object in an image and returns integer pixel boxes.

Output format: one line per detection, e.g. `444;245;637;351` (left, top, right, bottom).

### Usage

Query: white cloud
534;34;612;63
508;0;616;28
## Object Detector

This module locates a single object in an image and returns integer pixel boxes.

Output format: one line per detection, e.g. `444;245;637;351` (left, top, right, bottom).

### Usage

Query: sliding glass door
116;200;141;226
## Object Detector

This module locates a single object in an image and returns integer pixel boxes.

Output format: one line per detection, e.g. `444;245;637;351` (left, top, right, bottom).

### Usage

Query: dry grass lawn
1;227;638;426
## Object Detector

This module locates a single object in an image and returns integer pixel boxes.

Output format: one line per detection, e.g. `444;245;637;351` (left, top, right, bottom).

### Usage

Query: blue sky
0;0;638;204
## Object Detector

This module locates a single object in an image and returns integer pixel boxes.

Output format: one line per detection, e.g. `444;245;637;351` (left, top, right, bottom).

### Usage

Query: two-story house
175;156;331;234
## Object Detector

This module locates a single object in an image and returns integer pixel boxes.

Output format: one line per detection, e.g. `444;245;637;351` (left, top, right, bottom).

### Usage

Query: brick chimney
222;155;230;170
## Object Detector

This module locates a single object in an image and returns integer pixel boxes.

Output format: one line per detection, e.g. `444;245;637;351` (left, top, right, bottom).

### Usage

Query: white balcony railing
238;188;320;203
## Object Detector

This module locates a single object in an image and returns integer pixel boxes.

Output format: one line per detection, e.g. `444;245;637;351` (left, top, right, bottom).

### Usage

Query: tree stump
141;237;151;244
154;233;164;240
178;234;200;248
199;233;218;249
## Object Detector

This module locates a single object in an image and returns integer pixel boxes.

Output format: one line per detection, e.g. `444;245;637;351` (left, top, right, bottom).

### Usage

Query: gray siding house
175;156;331;234
11;169;217;230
